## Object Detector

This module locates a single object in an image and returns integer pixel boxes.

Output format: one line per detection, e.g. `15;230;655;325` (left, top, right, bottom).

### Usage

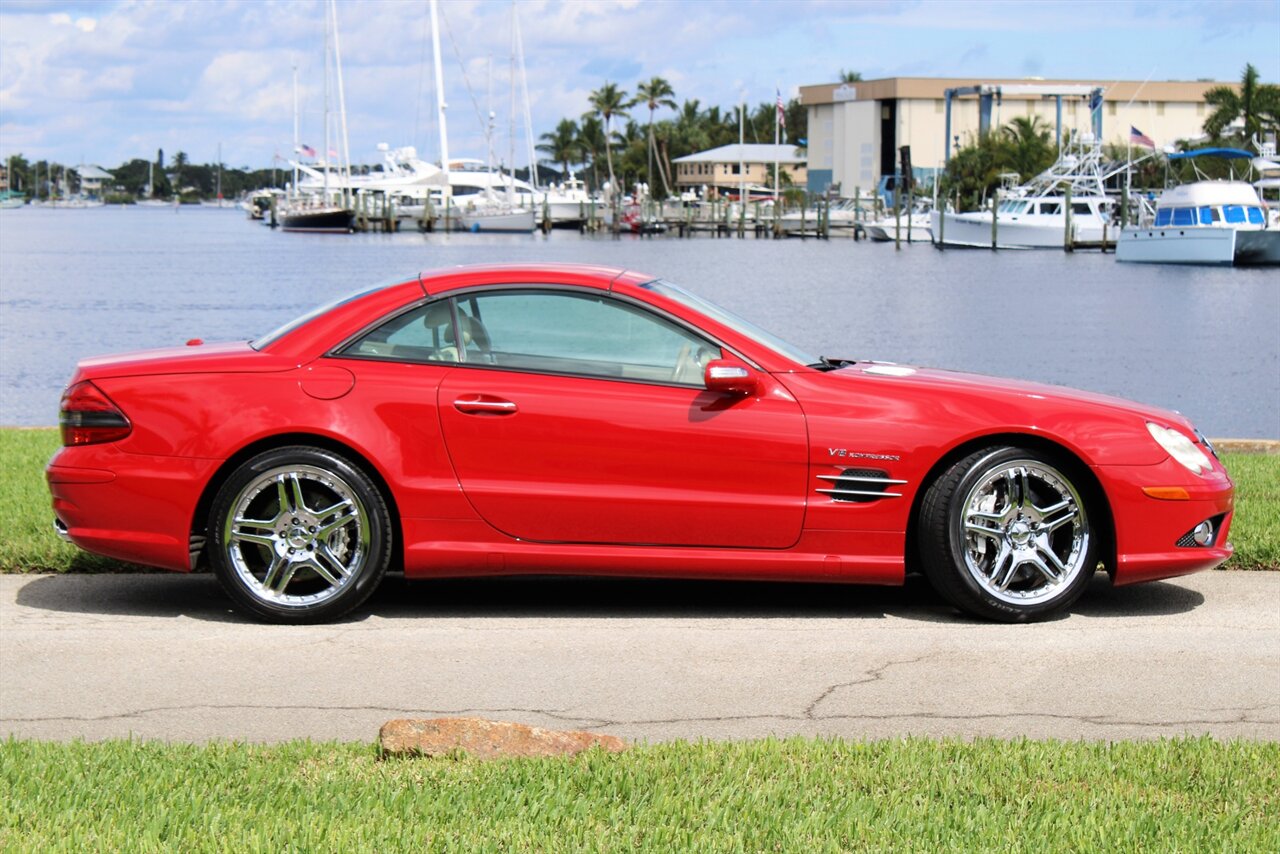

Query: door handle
453;396;518;415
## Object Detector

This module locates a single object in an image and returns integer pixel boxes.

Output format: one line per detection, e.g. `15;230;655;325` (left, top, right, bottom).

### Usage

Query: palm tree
632;76;677;195
586;81;629;191
1203;63;1280;142
838;69;863;83
1001;116;1054;180
537;119;581;180
577;115;607;191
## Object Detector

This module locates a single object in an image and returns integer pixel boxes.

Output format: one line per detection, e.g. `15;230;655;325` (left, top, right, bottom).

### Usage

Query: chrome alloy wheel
958;459;1089;605
223;464;370;608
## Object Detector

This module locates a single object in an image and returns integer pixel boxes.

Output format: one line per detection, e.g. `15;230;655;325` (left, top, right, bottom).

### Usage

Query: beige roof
673;144;805;165
801;77;1235;105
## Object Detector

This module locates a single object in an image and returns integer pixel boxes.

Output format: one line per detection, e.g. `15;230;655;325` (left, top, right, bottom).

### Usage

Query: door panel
438;369;808;548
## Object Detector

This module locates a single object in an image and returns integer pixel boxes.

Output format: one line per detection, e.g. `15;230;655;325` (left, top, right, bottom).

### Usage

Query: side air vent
816;468;907;503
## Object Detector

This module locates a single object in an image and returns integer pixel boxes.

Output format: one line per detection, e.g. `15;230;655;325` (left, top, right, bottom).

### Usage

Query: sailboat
281;0;355;233
427;0;535;233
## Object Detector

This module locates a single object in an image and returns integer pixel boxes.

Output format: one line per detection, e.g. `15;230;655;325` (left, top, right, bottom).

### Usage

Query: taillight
59;381;132;446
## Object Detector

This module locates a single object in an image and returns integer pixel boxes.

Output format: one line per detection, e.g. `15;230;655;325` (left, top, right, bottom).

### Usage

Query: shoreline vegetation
4;427;1276;573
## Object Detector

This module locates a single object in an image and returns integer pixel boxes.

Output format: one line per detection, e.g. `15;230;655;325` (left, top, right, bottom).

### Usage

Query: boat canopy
1168;148;1254;160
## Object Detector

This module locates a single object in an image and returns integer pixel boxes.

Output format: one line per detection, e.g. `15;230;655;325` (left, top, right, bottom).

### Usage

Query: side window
1223;205;1245;223
1172;208;1195;226
1154;208;1172;227
1199;206;1213;224
453;290;722;385
340;300;461;363
1246;207;1264;224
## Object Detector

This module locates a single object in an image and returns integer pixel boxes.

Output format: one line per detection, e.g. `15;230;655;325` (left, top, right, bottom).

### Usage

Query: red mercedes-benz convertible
48;264;1234;623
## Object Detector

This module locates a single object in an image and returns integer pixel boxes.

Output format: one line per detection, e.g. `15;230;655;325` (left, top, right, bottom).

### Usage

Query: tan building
673;143;807;197
801;77;1233;195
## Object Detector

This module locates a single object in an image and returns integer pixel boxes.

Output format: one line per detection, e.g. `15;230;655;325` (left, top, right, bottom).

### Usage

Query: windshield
251;282;393;350
639;279;818;366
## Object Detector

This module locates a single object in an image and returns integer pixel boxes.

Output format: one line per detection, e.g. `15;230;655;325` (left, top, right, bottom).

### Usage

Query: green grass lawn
3;427;1277;572
1;737;1276;851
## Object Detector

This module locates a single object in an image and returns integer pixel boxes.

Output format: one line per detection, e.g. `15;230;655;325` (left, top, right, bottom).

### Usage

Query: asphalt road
2;571;1277;743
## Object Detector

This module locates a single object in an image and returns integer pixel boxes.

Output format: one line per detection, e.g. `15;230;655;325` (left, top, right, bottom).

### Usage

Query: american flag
776;88;786;130
298;144;316;157
1130;126;1155;149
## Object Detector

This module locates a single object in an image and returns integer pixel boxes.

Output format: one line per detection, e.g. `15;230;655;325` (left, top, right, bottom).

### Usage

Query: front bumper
1096;456;1235;586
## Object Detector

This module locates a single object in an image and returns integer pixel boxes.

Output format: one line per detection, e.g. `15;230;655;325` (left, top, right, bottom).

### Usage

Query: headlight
1147;422;1212;475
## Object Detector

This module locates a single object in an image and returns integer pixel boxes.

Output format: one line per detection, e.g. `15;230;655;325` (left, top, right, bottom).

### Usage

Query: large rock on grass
379;717;628;759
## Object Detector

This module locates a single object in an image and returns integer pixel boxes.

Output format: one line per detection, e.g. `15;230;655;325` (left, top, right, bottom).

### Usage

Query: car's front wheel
208;446;392;623
918;446;1097;622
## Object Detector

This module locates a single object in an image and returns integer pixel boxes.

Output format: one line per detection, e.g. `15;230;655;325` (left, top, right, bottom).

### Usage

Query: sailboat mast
323;5;331;201
330;0;352;208
430;0;451;200
291;64;299;203
508;25;515;195
512;3;537;191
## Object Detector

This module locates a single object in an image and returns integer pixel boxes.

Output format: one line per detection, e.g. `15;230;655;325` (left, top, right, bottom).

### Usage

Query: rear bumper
47;447;219;572
1096;458;1235;586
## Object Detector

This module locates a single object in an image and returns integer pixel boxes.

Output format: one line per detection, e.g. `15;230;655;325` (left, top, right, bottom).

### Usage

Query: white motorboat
778;197;871;234
539;174;600;228
933;135;1117;249
1117;147;1277;266
863;203;933;242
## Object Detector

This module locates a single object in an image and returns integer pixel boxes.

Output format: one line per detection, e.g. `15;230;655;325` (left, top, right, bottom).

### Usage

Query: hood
849;361;1187;422
789;361;1201;467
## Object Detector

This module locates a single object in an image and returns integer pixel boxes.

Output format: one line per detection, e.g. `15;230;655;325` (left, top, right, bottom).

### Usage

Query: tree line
4;65;1272;206
2;149;290;203
538;76;808;198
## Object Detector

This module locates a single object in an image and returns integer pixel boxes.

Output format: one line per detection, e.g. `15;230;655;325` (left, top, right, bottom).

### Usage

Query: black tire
917;445;1097;622
208;446;392;623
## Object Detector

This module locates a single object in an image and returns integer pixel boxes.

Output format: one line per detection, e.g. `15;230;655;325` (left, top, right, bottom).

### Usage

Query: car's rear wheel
918;446;1096;622
208;446;392;623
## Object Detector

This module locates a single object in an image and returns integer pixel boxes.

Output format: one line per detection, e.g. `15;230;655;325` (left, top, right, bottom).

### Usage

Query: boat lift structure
942;83;1105;163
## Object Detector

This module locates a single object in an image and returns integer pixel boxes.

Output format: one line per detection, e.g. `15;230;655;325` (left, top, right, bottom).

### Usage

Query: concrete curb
1212;439;1280;455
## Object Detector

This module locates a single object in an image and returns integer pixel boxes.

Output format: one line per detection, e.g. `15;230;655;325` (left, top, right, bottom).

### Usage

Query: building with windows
673;143;807;197
801;77;1232;196
74;164;115;198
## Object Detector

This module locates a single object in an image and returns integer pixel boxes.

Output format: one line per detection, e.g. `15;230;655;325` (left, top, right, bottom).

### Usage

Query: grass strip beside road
3;426;1278;572
2;737;1277;851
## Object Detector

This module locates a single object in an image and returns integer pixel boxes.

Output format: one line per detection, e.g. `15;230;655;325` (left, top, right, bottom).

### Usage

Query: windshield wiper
808;356;857;372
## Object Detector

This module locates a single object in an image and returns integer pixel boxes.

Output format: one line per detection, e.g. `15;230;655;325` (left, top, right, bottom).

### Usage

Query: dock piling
990;189;999;250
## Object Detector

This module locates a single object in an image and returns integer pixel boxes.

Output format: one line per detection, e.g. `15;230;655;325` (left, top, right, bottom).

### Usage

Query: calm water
1;205;1277;437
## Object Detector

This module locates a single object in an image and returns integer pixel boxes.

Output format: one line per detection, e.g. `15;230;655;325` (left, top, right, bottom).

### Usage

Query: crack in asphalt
803;654;935;719
12;695;1275;734
581;707;1280;730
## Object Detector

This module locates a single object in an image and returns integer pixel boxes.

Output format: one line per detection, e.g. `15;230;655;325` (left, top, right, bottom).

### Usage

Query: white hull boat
778;197;868;234
934;136;1116;249
864;212;932;242
455;203;536;233
1116;180;1278;266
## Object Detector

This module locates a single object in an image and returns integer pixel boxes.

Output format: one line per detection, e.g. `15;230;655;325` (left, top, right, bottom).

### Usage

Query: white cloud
0;0;1276;168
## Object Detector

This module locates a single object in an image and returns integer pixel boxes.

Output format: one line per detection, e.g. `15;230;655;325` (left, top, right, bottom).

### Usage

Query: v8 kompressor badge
828;449;902;461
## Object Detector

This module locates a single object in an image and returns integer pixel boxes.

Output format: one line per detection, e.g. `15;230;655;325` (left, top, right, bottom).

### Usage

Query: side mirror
704;360;758;396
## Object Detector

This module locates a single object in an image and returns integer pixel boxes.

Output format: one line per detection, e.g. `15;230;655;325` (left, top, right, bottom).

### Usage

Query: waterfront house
673;143;807;198
74;164;115;199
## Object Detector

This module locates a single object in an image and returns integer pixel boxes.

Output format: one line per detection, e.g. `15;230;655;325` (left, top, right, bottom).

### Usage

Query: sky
1;0;1278;171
